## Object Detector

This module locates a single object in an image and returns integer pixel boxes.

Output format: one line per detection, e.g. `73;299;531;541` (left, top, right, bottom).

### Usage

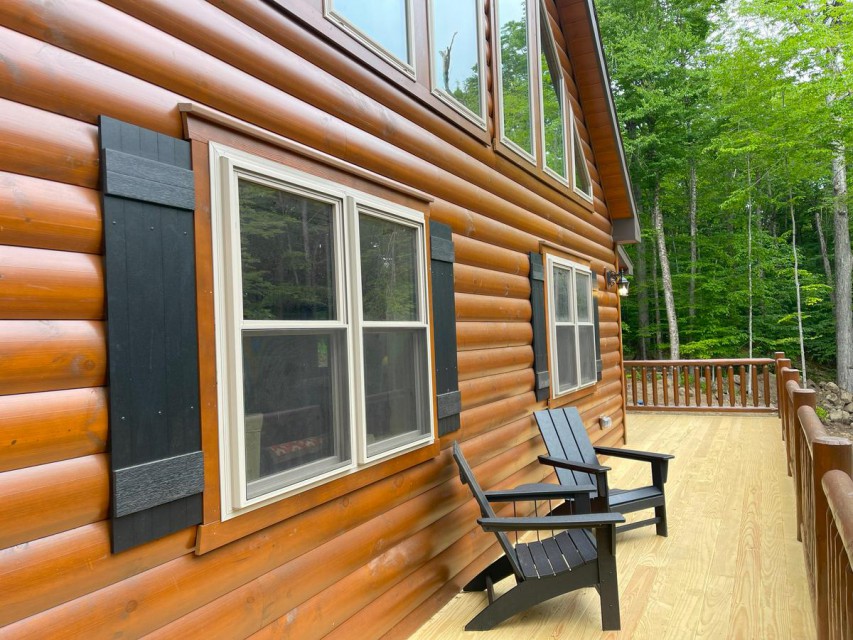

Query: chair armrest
593;446;674;462
485;483;597;502
478;513;625;532
539;455;610;474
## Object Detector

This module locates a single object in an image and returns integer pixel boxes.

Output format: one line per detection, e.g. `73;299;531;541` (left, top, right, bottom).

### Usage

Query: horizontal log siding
0;0;626;638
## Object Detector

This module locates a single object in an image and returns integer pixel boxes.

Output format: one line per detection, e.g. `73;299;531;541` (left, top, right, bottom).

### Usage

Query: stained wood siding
0;0;627;638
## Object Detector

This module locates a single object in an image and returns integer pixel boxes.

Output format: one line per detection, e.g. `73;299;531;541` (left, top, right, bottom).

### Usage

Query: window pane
238;179;337;321
540;15;566;178
242;331;350;498
332;0;410;64
432;0;482;118
573;121;592;196
575;271;591;322
556;325;578;392
498;0;533;155
363;328;430;457
579;325;596;385
554;265;572;322
359;213;419;321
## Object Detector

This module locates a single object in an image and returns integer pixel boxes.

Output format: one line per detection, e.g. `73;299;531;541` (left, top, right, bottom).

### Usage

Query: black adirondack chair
534;407;674;536
452;441;624;631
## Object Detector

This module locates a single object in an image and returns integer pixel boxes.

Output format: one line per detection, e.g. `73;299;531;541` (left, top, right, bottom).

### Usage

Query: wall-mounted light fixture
606;268;630;297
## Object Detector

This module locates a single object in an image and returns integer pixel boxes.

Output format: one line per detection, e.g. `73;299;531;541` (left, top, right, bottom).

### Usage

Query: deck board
408;413;815;640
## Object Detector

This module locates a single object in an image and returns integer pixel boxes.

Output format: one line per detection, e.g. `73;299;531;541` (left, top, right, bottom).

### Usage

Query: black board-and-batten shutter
99;116;203;553
430;222;461;435
529;253;550;401
592;270;604;382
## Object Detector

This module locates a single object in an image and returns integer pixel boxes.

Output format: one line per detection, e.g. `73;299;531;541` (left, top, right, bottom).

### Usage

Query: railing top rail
798;405;853;449
785;379;802;402
624;358;775;367
822;470;853;567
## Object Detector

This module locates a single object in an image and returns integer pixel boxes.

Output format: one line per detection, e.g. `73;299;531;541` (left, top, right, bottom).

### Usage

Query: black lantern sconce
606;268;630;297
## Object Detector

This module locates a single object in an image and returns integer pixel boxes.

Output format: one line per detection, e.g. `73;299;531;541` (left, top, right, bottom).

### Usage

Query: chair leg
464;555;514;592
655;503;668;537
595;526;621;631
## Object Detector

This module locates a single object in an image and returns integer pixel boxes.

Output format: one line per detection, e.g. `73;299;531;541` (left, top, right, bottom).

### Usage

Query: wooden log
0;387;107;473
640;365;648;407
460;393;538;441
459;369;534;410
716;366;724;407
705;365;712;407
455;321;532;351
430;200;538;255
0;454;108;550
651;367;658;407
451;234;529;276
728;366;736;407
0;0;617;261
694;365;702;407
0;98;98;188
453;263;531;299
0;522;194;628
630;366;638;407
752;365;759;407
684;366;691;407
0;24;185;137
0;321;106;396
0;172;101;254
763;365;771;407
0;245;104;319
662;365;669;406
453;292;531;322
456;346;533;381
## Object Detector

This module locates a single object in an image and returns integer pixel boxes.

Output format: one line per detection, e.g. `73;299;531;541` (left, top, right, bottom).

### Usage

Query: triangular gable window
571;114;593;200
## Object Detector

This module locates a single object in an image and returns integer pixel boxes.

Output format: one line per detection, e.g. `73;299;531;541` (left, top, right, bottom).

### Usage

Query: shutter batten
430;222;461;435
100;116;203;553
529;252;550;401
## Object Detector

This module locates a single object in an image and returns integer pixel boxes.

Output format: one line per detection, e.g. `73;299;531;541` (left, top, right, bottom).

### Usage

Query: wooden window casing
182;106;440;552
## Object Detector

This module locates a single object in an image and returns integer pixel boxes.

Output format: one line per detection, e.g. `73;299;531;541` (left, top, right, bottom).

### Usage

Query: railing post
773;351;786;416
791;388;816;542
777;357;792;429
782;368;800;474
811;437;852;640
821;470;853;640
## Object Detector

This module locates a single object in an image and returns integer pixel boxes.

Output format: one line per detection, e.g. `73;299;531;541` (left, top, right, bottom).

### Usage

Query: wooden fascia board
556;0;638;242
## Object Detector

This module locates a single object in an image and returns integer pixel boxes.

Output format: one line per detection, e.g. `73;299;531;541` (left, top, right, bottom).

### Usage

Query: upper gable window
539;9;567;182
326;0;414;75
495;0;535;159
571;109;594;201
429;0;486;125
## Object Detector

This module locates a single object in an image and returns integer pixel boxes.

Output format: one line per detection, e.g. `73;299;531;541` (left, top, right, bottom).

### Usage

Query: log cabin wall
0;0;628;638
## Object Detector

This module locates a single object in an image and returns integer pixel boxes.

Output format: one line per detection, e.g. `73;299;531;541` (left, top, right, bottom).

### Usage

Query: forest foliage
597;0;852;378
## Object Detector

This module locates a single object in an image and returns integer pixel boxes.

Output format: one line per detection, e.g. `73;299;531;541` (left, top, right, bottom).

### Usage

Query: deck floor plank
408;413;815;640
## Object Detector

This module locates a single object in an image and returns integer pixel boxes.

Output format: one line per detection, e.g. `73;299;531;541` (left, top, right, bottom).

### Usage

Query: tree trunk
790;187;807;386
636;232;650;360
652;243;663;360
815;207;834;296
652;183;680;359
832;143;852;391
688;158;697;320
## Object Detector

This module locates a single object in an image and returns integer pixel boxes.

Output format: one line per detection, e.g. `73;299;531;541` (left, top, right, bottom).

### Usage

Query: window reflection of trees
500;14;533;154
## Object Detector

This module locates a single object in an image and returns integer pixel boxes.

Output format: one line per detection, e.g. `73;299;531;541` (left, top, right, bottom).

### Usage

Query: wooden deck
410;413;815;640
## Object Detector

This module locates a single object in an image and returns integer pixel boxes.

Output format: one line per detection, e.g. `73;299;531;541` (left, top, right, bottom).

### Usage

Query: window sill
548;382;597;409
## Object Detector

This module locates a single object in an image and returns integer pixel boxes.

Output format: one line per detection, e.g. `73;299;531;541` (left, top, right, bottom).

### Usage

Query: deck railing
776;358;853;640
623;358;777;412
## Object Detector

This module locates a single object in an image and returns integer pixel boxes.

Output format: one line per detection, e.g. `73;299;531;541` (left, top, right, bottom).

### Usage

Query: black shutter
430;222;461;435
592;270;603;382
100;116;203;553
529;253;550;401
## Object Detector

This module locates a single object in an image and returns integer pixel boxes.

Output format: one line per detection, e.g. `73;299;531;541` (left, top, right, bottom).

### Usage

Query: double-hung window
211;144;433;518
547;255;597;396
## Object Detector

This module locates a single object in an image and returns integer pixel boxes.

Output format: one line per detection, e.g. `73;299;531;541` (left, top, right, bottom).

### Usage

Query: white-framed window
325;0;416;78
538;6;568;183
210;143;434;519
547;255;597;396
570;106;594;201
494;0;537;160
428;0;487;127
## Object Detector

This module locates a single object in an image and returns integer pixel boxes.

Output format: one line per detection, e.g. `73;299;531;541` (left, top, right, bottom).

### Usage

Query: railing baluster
752;365;759;407
728;366;735;406
662;366;669;406
739;365;747;407
716;366;723;408
684;366;691;407
763;365;771;407
705;365;712;406
694;366;701;407
651;367;658;407
631;366;638;408
641;366;649;407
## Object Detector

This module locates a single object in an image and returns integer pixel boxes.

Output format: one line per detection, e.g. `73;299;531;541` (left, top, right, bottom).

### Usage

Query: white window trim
494;0;539;163
426;0;488;129
537;2;570;186
325;0;417;80
546;255;596;398
570;105;595;202
210;143;434;520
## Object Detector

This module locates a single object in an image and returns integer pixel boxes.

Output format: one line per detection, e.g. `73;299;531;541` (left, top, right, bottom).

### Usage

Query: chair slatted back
535;407;598;488
452;442;524;580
